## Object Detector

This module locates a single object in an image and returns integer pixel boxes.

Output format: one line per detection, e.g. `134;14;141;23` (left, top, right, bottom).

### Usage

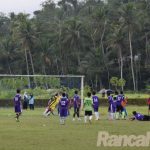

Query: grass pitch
0;106;149;150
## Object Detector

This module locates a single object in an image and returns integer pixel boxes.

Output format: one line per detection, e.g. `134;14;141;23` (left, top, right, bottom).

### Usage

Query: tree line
0;0;150;91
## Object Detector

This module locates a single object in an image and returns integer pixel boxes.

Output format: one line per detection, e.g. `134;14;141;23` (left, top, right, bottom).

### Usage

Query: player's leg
15;113;19;121
59;109;63;124
77;107;81;120
109;105;114;120
60;117;63;124
94;110;97;120
108;105;111;120
84;111;88;123
51;109;55;115
110;106;115;120
60;109;66;125
89;111;93;123
95;107;100;120
31;104;34;110
16;112;21;121
121;106;125;119
60;117;65;125
115;105;120;119
124;107;128;117
73;107;76;121
143;115;150;121
43;107;48;116
61;109;68;125
29;104;32;110
94;108;97;120
57;105;60;115
15;106;21;121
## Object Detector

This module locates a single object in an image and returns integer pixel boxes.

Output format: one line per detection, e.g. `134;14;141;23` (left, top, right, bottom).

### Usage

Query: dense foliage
0;0;150;91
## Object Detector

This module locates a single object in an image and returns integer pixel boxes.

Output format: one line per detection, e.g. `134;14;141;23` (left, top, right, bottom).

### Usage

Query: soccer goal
0;74;85;107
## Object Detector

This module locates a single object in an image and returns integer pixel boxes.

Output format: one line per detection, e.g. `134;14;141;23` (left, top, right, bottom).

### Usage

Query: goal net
0;74;84;107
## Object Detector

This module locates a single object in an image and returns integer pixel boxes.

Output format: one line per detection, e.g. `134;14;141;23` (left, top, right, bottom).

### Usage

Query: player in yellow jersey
43;93;61;117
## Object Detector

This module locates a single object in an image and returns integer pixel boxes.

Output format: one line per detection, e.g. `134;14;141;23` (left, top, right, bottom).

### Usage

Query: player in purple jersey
13;89;22;122
107;93;116;120
130;111;150;121
59;93;69;125
92;91;100;120
73;91;81;121
115;91;127;119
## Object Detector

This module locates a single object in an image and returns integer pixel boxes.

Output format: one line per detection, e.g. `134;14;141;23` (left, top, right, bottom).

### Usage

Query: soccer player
73;90;81;121
43;93;61;117
84;92;93;123
59;93;69;125
29;94;34;110
13;89;22;122
108;93;116;120
130;111;150;121
120;92;128;119
50;93;61;114
23;91;28;109
117;91;126;119
92;91;100;120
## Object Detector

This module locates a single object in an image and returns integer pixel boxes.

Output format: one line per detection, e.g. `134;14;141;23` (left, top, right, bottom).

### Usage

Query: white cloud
0;0;48;15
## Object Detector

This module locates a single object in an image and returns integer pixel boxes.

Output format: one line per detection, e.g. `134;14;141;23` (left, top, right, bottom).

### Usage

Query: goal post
0;74;85;107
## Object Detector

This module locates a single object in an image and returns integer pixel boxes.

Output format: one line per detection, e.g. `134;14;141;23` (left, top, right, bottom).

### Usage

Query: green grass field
0;106;149;150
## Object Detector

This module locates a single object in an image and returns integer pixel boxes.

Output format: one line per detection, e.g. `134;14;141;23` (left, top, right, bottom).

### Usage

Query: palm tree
119;3;138;91
11;13;37;87
90;6;111;87
61;18;88;66
107;24;125;90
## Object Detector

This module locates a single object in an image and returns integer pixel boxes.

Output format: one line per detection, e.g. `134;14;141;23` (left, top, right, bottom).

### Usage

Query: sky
0;0;106;16
0;0;55;15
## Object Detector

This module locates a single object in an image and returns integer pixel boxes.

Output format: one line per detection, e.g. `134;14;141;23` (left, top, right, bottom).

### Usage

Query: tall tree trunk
29;50;37;87
58;20;64;75
25;48;30;88
145;33;150;66
43;65;48;89
7;58;12;74
135;61;138;91
119;46;123;91
95;74;98;91
129;30;136;91
100;20;110;88
100;20;107;55
55;55;59;74
28;50;35;75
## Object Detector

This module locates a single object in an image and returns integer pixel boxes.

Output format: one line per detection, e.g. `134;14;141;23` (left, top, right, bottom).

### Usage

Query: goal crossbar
0;74;84;78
